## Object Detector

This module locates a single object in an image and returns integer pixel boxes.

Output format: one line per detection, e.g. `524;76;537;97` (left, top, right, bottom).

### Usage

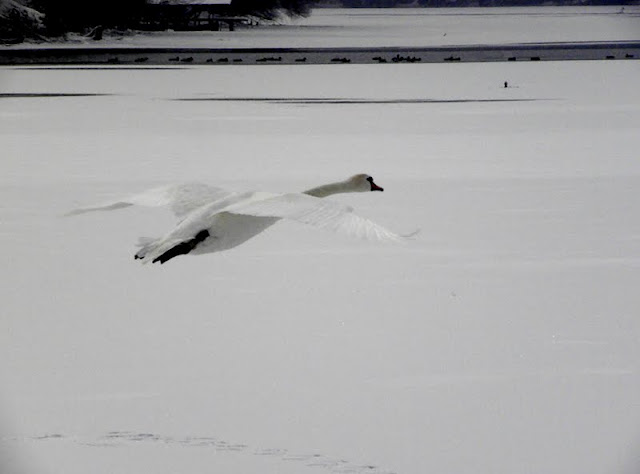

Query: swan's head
304;174;384;197
349;174;384;192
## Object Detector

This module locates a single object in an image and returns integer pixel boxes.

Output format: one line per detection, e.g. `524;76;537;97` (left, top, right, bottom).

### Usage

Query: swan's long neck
304;180;351;198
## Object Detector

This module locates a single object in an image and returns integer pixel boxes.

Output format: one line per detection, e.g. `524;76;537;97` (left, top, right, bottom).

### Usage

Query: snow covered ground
2;9;640;474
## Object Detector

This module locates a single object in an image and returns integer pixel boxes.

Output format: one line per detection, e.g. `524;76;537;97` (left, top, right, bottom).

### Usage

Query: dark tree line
1;0;316;39
35;0;313;31
33;0;147;35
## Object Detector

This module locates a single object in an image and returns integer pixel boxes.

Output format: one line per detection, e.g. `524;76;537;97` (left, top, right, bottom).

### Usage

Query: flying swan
67;174;409;264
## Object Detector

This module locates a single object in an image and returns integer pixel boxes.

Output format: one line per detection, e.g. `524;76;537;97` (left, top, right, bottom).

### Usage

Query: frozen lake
1;11;640;474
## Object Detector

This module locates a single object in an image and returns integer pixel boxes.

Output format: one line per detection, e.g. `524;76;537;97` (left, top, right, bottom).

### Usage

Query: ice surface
1;9;640;474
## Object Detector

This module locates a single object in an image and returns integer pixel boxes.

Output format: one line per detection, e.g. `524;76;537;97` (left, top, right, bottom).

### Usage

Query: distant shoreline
1;41;638;65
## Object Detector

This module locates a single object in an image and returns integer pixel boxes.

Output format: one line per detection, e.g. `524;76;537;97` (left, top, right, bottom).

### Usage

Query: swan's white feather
222;193;406;243
66;182;231;218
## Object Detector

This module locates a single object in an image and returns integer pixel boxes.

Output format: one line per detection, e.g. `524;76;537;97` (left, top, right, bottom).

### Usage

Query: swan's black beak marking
367;176;384;192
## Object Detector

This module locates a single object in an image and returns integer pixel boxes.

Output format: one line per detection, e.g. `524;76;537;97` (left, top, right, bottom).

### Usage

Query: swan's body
68;174;406;264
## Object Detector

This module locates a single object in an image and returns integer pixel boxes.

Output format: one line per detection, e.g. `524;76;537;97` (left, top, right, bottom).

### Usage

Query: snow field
1;57;640;474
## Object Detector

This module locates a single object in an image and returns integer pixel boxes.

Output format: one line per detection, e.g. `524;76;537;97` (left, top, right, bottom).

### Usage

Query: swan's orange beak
370;180;384;192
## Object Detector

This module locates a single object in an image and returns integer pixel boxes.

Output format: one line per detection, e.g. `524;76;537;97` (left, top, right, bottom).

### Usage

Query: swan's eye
366;176;373;182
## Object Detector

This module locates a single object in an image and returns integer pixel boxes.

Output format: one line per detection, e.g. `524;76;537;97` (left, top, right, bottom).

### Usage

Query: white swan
68;174;408;264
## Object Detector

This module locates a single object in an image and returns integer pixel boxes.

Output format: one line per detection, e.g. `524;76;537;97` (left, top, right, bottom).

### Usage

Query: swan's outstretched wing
136;191;409;263
224;192;407;243
66;182;232;218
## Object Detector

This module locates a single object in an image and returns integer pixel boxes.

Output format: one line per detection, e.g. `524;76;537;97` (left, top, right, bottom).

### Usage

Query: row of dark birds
104;52;636;65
